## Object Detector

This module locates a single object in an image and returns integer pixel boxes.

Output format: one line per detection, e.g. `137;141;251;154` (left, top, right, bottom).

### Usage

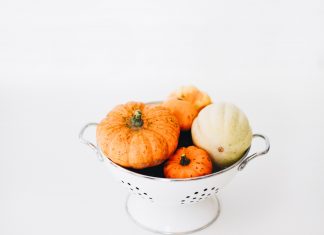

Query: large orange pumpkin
164;146;213;178
96;102;180;169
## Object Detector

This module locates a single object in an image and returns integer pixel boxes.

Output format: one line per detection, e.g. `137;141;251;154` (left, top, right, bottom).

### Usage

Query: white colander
79;123;270;234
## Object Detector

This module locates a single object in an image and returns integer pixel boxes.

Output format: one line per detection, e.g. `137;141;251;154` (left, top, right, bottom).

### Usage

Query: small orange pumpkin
162;99;198;131
164;146;213;178
168;85;212;111
96;102;180;169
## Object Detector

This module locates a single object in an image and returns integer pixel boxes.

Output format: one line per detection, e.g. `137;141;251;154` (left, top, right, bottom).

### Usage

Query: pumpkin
96;102;180;169
164;146;213;178
168;85;212;111
162;99;198;131
191;102;252;168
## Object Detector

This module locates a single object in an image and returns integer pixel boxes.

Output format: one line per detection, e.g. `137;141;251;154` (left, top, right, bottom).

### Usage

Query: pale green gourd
191;102;252;168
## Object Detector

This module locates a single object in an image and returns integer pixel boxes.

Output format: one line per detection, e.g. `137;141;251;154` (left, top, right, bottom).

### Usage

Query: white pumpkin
191;102;252;168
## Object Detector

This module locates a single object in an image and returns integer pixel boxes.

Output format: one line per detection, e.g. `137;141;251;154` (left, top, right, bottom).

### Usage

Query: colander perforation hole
121;181;153;201
182;187;221;204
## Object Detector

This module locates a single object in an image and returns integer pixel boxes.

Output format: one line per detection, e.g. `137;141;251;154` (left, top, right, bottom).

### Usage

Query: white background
1;0;324;234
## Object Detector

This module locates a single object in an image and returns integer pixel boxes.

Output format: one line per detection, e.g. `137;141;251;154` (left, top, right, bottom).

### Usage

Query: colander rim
101;147;250;182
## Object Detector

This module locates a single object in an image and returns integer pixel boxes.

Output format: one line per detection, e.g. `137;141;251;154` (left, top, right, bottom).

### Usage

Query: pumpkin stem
131;110;143;128
180;154;191;166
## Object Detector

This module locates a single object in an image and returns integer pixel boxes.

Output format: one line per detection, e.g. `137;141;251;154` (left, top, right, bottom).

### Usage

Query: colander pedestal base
126;194;221;234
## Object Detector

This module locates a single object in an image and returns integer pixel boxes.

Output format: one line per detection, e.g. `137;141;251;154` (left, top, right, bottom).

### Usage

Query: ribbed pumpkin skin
191;103;252;168
168;85;212;111
96;102;180;169
162;99;198;131
164;146;213;178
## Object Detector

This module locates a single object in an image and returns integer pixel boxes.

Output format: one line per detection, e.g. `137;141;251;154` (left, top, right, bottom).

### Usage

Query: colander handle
238;134;270;171
79;123;104;161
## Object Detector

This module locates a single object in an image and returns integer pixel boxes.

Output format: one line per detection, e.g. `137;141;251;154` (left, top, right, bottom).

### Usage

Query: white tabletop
1;0;324;234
